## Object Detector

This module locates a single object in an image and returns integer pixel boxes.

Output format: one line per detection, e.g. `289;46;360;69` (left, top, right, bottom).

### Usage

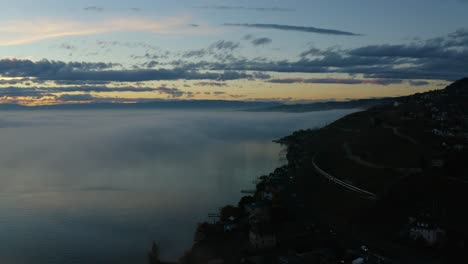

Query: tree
219;205;241;222
148;241;161;264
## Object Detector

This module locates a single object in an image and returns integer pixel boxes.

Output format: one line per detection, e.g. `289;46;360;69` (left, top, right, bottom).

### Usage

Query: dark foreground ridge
161;78;468;264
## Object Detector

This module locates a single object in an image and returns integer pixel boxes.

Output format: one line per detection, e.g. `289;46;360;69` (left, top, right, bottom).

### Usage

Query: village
186;166;383;264
175;79;468;264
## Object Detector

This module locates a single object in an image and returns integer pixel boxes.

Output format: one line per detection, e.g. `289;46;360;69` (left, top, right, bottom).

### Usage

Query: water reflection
0;109;355;263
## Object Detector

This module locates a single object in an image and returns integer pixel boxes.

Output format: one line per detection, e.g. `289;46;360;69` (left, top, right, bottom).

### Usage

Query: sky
0;0;467;105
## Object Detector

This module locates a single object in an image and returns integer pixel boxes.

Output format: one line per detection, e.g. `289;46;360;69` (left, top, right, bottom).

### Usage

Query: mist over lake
0;109;356;264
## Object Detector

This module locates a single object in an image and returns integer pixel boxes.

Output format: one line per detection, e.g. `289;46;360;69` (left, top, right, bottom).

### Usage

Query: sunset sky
1;0;467;105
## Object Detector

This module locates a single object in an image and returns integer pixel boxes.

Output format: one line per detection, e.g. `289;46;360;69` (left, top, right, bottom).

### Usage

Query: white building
261;191;273;201
409;220;446;246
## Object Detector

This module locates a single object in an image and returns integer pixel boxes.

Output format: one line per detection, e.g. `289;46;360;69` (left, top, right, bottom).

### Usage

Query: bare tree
148;241;161;264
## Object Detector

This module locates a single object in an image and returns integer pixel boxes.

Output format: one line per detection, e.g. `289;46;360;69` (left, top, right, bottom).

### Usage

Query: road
383;124;419;145
343;142;422;174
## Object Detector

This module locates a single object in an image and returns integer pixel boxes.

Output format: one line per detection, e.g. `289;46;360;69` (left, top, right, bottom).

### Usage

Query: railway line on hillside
312;155;377;199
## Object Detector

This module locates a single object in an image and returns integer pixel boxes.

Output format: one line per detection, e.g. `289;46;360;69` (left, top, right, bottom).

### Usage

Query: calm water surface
0;109;356;264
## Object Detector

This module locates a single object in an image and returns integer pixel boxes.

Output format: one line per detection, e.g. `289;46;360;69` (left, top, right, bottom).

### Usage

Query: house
408;216;446;246
351;258;365;264
247;202;277;250
223;216;238;232
248;203;271;225
454;144;465;151
432;129;443;136
249;229;277;250
261;191;273;201
431;159;445;168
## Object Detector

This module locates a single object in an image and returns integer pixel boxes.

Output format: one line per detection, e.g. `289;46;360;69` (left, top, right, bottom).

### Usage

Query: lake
0;109;356;264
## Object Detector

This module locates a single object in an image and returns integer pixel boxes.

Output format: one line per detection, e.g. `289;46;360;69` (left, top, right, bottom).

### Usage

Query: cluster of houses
192;168;386;264
406;213;447;247
422;93;468;145
401;89;468;175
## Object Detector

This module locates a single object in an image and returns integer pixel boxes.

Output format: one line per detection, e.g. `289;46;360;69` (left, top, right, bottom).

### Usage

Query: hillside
277;78;468;261
178;78;468;264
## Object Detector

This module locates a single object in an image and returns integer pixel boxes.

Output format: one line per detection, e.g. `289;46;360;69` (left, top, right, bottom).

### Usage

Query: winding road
383;124;419;145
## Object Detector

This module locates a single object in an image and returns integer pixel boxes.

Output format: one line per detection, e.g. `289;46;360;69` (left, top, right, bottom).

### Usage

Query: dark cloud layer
0;85;195;101
0;59;267;82
3;30;466;86
174;29;468;81
0;86;182;97
224;23;362;36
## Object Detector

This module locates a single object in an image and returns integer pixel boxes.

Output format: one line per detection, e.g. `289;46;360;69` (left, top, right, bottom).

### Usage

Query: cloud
142;61;160;68
0;59;115;77
182;49;208;58
210;40;240;51
194;82;227;87
97;40;160;51
0;78;33;85
153;87;186;98
181;40;241;60
0;59;267;82
52;80;112;85
198;5;294;12
0;85;209;103
224;23;362;36
84;6;104;12
408;80;430;86
243;34;253;40
174;29;468;81
0;87;44;97
0;17;195;46
251;37;272;46
0;86;178;97
59;43;78;50
251;72;271;79
57;94;96;101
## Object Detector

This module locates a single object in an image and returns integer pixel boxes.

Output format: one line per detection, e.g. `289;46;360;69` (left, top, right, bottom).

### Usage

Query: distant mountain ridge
252;97;397;112
0;96;409;112
0;100;281;111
